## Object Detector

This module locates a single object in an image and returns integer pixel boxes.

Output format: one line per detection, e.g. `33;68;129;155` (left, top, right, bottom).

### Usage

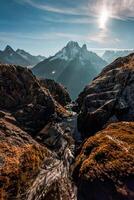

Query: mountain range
0;45;45;67
102;50;134;63
32;41;107;99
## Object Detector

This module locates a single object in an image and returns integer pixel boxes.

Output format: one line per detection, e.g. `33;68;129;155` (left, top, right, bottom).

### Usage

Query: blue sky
0;0;134;56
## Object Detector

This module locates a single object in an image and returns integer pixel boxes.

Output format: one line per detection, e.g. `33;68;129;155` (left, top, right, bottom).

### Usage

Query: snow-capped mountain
0;45;46;67
32;41;107;99
16;49;46;66
102;50;134;63
50;41;81;61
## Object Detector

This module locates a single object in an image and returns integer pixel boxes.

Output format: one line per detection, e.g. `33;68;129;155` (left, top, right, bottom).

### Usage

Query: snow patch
52;71;56;74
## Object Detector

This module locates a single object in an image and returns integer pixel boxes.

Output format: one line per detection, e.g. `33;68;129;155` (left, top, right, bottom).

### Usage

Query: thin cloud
55;32;86;40
16;0;134;21
43;16;94;24
0;31;84;42
89;0;134;21
88;29;120;44
16;0;87;16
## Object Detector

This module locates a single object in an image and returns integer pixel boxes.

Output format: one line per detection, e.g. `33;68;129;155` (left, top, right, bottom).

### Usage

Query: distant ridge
16;49;46;66
102;50;134;63
0;45;45;67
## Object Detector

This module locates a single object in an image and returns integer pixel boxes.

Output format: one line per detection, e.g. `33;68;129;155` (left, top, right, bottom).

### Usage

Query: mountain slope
33;41;107;99
0;46;46;67
16;49;46;66
0;45;30;66
57;56;97;98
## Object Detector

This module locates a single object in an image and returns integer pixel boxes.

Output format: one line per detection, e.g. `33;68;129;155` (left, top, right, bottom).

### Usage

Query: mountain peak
82;44;87;51
4;45;14;53
66;41;79;48
16;49;26;53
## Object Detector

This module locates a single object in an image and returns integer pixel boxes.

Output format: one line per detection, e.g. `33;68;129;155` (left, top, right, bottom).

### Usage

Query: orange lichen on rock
55;101;72;118
74;122;134;181
73;122;134;200
0;115;50;200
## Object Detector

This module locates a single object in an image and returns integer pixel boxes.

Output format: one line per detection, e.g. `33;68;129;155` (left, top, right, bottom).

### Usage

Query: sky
0;0;134;56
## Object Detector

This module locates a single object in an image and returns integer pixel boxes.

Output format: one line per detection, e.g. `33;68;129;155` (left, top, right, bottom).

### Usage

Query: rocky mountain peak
4;45;14;53
64;41;81;59
66;41;79;49
16;49;25;54
81;44;87;51
50;41;81;62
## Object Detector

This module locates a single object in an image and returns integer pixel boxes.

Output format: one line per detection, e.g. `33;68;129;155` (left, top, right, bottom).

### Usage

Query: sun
99;6;110;29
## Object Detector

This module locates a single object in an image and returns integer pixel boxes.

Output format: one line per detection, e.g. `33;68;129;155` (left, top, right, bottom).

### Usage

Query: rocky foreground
0;64;76;199
73;122;134;200
0;53;134;200
73;53;134;200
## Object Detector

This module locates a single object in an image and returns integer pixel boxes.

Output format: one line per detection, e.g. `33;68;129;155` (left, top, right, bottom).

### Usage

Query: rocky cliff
0;64;55;134
40;79;71;106
76;53;134;138
72;53;134;200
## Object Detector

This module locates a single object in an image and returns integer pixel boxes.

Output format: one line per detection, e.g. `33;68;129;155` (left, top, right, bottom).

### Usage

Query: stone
40;79;71;106
73;122;134;200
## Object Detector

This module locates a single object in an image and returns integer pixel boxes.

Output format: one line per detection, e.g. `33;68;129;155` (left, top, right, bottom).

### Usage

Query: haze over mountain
16;49;46;66
102;50;134;63
33;41;107;99
0;45;29;67
0;45;45;67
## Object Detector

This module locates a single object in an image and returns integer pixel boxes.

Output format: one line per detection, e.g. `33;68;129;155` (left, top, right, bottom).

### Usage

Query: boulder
73;122;134;200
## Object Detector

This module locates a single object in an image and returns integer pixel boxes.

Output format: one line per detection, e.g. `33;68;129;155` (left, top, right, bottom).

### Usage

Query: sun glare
99;6;109;29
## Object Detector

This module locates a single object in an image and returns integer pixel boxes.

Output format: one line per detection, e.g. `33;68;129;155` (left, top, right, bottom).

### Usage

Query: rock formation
0;111;51;200
0;64;77;200
73;122;134;200
0;64;55;134
40;79;71;106
76;53;134;138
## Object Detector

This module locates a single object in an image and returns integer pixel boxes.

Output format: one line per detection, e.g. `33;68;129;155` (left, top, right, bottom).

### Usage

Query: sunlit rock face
73;122;134;200
0;111;50;200
76;53;134;138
